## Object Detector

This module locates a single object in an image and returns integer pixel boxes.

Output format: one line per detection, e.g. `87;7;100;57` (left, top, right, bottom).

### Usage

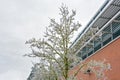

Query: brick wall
69;38;120;80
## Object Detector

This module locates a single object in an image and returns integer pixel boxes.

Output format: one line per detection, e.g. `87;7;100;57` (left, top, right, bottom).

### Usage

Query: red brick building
70;0;120;79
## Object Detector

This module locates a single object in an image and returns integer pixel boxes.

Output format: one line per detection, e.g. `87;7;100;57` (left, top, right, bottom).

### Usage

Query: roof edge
70;0;112;48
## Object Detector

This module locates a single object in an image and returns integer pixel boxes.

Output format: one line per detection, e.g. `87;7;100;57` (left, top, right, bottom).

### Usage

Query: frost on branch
81;60;111;80
26;4;111;80
26;4;81;80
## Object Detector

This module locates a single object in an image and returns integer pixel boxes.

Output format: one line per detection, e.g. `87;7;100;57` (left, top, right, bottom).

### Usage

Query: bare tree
26;4;111;80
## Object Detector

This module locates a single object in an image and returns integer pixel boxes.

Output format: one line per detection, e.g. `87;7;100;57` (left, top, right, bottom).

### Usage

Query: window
88;50;94;56
77;17;120;60
112;22;120;33
94;37;101;52
103;37;111;46
113;29;120;39
112;22;120;39
81;47;87;60
94;44;101;52
82;54;87;60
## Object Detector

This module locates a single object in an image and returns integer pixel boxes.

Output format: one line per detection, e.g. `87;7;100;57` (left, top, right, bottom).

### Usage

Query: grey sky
0;0;106;80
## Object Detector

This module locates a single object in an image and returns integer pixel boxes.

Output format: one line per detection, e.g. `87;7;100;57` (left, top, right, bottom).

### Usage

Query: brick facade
69;37;120;80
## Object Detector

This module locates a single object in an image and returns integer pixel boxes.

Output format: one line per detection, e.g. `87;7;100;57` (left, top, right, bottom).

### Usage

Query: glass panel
112;22;120;33
88;50;94;56
103;37;111;46
102;33;111;41
102;25;112;41
94;44;101;52
82;54;87;60
94;40;101;47
113;29;120;39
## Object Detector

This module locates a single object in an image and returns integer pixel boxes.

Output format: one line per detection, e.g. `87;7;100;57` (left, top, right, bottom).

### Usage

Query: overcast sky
0;0;106;80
